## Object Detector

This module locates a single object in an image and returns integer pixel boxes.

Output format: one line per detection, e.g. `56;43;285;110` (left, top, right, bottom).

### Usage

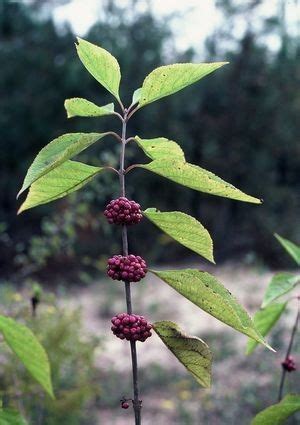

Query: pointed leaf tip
275;233;300;266
153;268;273;349
144;208;214;263
0;315;54;399
75;37;121;100
18;160;103;212
139;61;229;107
18;132;106;197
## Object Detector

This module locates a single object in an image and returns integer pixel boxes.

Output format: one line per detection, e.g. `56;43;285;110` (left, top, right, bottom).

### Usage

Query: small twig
125;164;139;174
103;166;119;175
126;137;135;144
112;111;124;121
127;105;140;120
278;298;299;401
107;131;122;143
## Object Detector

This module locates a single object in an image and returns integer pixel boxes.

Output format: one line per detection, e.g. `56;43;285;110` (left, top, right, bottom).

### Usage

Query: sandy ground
62;263;298;424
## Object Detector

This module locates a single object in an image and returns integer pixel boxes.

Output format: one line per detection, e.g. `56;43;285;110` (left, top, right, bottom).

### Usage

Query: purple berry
121;402;130;409
107;255;147;282
111;313;152;342
104;197;143;225
282;356;297;372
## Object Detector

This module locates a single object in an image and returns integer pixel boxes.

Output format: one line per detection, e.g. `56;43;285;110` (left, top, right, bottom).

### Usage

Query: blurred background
0;0;299;424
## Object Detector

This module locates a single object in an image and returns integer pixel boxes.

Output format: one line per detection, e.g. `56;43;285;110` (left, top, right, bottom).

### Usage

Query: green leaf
18;160;102;213
251;394;300;425
246;303;287;355
275;234;300;266
64;98;114;118
132;88;142;105
76;37;121;100
139;62;228;107
262;273;300;308
0;409;28;425
153;321;212;388
138;159;261;204
152;269;273;349
135;136;185;160
144;208;214;263
18;132;107;197
0;315;54;399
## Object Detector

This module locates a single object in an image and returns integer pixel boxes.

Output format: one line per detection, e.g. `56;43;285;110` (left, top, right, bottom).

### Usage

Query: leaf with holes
152;269;273;349
64;98;114;118
0;315;54;399
251;394;300;425
144;208;214;263
153;321;212;387
135;136;185;160
76;37;121;100
246;302;286;354
139;62;228;107
18;160;103;213
18;132;107;197
138;159;261;204
275;234;300;266
262;273;300;308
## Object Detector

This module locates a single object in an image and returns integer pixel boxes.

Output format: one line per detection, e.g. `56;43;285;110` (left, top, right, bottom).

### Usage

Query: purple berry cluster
281;356;297;372
107;254;147;282
104;197;142;225
111;313;152;342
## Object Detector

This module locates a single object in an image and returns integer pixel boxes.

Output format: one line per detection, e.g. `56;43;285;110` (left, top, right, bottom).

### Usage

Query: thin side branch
103;166;119;175
125;164;139;174
127;105;140;120
278;298;299;401
112;111;124;121
107;131;122;142
126;137;135;144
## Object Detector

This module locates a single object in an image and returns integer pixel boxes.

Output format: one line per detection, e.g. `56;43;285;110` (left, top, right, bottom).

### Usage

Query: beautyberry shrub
111;313;152;342
104;197;142;225
107;255;147;282
281;356;297;372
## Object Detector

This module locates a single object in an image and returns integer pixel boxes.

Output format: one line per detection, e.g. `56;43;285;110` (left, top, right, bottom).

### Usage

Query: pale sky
53;0;299;52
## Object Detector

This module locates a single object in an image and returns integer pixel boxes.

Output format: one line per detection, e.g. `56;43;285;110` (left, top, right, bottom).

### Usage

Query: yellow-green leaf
76;37;121;100
139;62;228;107
132;88;142;105
246;303;287;355
153;321;212;387
0;315;54;399
144;208;214;263
18;160;102;213
262;273;300;308
18;132;107;197
135;136;185;160
0;409;28;425
64;98;114;118
152;269;273;350
275;233;300;266
251;394;300;425
139;159;261;204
